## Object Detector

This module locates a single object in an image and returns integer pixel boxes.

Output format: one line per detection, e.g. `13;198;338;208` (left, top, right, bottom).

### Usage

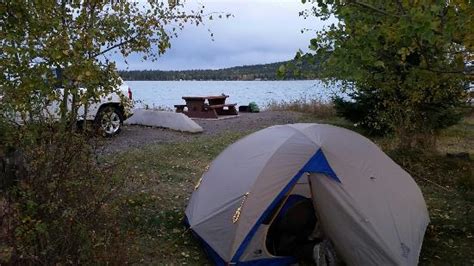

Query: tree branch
92;37;136;58
419;67;465;74
395;0;406;15
347;1;401;17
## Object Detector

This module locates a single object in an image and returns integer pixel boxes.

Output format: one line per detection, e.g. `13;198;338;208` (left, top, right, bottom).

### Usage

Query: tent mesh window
265;195;318;261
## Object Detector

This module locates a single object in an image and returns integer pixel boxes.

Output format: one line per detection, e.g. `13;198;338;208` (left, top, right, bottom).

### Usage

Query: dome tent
185;123;429;265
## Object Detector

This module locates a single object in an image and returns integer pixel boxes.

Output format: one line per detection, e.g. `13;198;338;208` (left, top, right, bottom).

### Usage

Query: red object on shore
128;87;133;100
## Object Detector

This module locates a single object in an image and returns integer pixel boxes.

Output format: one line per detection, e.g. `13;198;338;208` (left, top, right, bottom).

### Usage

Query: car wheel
95;106;123;137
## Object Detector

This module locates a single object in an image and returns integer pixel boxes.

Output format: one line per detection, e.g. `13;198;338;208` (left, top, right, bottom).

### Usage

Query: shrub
333;91;390;136
0;125;131;264
333;89;467;141
301;1;471;149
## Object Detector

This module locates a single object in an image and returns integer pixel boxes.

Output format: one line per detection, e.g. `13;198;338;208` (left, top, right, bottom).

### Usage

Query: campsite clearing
106;111;473;265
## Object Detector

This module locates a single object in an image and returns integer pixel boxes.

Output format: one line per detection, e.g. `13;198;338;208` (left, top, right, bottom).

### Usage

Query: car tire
95;105;123;137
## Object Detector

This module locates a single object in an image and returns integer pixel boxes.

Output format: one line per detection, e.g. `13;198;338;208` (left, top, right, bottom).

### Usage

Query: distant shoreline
123;79;319;82
118;59;320;81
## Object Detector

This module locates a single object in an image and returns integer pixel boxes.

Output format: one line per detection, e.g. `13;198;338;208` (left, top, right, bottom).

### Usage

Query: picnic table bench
174;95;238;118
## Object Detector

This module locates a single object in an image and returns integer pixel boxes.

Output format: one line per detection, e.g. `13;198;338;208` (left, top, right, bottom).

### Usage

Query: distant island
118;60;320;81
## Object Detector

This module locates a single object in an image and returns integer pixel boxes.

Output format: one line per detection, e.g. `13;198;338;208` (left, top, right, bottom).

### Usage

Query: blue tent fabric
185;124;429;266
231;149;340;263
186;217;296;265
231;170;306;263
237;257;297;265
187;148;340;265
302;149;341;183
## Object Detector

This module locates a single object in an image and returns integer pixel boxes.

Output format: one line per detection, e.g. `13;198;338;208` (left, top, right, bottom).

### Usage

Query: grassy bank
266;98;336;120
109;132;248;264
107;112;473;265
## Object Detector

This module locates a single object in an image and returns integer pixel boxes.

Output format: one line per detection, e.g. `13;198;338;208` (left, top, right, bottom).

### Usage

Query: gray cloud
114;0;330;70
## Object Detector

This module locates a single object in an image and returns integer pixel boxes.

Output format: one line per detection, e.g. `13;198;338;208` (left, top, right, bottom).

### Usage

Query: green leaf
374;61;385;68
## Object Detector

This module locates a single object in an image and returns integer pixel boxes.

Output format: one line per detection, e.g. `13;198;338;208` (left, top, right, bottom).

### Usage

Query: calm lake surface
126;80;340;109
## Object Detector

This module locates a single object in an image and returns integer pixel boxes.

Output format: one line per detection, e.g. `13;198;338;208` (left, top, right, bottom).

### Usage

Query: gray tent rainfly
185;123;430;265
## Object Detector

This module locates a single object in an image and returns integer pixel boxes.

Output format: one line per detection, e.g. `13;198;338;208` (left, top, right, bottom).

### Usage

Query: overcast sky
113;0;328;71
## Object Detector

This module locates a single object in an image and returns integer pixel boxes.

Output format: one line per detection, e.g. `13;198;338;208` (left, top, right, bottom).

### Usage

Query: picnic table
174;95;238;119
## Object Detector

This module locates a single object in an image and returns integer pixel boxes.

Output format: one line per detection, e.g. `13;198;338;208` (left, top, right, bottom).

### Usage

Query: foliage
301;0;473;148
333;91;390;136
333;91;466;137
0;0;212;264
277;52;327;79
0;0;207;126
0;126;132;264
119;59;321;81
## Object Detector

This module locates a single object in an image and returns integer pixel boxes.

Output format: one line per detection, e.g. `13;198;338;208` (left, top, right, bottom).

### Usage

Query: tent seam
228;126;319;258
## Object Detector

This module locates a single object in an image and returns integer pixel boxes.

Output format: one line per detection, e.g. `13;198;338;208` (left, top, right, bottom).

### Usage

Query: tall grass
266;97;336;119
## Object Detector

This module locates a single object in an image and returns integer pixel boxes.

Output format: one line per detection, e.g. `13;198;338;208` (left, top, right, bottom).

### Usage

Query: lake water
126;80;340;109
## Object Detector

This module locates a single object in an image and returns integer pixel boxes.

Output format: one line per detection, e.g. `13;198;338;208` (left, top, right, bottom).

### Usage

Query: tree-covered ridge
118;60;321;81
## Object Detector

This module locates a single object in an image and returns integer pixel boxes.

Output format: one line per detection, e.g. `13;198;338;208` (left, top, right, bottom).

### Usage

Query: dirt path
101;111;303;153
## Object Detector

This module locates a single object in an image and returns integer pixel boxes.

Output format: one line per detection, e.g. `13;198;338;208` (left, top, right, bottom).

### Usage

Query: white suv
1;75;134;137
78;78;134;136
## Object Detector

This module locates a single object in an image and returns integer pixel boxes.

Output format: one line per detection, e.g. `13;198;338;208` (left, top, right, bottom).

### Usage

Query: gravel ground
101;111;303;154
